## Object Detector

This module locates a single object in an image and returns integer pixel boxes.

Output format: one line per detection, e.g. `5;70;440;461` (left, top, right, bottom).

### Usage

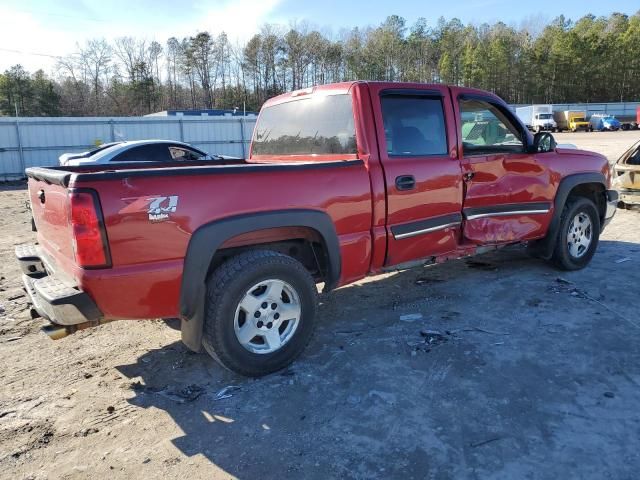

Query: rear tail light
68;189;111;268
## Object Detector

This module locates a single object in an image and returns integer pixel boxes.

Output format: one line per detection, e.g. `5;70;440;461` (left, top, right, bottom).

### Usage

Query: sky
1;0;638;73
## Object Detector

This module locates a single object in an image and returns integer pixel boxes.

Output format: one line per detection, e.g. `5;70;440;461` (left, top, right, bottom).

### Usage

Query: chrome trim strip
466;209;550;221
394;221;460;240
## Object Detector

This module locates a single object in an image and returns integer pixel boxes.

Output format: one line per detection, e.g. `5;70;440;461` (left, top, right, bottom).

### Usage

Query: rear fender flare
179;209;341;351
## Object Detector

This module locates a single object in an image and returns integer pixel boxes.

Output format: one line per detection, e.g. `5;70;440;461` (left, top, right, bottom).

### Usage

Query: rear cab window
251;94;357;157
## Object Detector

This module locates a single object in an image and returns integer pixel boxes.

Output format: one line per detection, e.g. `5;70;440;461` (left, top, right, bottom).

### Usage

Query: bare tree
188;32;215;108
114;37;147;83
78;39;112;115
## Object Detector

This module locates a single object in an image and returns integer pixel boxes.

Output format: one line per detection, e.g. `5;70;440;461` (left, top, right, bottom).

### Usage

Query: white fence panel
0;121;21;176
0;116;257;181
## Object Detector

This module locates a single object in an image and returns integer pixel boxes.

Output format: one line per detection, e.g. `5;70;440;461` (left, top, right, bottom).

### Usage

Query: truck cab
533;112;557;132
515;105;557;132
569;113;591;132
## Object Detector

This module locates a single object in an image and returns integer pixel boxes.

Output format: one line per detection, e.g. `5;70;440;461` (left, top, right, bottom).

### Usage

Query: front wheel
202;250;318;377
551;197;600;270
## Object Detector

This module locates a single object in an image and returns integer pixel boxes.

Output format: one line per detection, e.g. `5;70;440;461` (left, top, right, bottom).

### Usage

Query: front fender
533;172;607;259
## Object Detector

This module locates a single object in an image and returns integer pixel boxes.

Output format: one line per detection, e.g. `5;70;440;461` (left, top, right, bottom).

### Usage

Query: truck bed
25;157;373;321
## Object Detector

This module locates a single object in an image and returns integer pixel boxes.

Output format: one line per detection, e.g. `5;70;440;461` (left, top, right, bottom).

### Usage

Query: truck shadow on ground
115;239;640;478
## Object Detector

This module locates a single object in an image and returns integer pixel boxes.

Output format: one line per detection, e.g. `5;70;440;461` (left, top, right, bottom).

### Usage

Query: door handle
395;175;416;191
463;171;475;182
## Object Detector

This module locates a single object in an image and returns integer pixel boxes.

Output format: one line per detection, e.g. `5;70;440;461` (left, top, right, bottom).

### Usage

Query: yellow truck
553;111;592;132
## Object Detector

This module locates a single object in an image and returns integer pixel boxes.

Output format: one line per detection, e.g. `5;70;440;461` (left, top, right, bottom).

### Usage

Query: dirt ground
1;130;639;480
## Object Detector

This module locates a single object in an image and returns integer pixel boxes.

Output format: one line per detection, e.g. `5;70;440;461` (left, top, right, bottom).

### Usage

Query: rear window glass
83;142;121;157
252;94;357;156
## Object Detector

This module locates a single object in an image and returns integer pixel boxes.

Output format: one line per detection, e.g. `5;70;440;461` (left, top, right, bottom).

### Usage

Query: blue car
589;114;621;131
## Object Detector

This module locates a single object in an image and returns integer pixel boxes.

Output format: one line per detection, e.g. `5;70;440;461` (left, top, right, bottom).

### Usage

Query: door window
380;95;448;156
169;146;206;161
459;99;524;156
112;144;173;162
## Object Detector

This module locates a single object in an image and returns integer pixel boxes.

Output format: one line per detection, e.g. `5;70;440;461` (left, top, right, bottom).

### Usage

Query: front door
369;84;464;267
451;93;555;244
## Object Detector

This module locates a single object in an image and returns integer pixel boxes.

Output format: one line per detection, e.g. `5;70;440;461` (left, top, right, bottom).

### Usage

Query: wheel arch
533;172;607;259
180;209;341;351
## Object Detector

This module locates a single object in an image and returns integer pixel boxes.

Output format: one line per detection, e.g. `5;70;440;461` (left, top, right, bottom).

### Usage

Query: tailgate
27;176;75;272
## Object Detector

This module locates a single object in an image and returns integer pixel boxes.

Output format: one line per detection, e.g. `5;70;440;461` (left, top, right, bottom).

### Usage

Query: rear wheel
551;197;600;270
202;250;317;377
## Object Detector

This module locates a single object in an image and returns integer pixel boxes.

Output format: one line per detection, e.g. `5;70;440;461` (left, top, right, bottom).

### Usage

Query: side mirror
531;132;556;153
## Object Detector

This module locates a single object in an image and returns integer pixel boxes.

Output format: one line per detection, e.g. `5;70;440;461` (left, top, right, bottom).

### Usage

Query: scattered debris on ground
157;384;206;404
213;385;241;401
465;260;498;271
1;171;639;478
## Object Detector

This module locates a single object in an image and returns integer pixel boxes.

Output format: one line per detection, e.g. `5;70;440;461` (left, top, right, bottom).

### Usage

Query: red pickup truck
18;81;617;376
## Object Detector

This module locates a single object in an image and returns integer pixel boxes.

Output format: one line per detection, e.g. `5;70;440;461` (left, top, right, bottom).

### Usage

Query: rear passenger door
370;85;464;266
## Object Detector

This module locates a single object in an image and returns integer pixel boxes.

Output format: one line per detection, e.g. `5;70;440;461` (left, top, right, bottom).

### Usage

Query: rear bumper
603;189;618;229
16;244;102;326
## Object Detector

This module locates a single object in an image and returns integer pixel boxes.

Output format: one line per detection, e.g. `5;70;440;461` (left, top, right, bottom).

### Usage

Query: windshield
538;113;553;120
252;94;357;156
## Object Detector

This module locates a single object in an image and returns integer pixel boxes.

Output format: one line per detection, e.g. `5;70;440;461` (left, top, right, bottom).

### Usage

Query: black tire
202;249;317;377
551;197;600;271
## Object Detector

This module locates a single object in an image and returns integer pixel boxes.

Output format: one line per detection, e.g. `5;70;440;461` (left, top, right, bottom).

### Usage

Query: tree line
1;11;639;117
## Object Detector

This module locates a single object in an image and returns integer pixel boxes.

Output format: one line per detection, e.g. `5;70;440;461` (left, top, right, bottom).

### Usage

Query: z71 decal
119;195;179;222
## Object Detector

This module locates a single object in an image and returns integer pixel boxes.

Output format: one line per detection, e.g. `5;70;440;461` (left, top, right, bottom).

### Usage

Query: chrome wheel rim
567;212;593;259
233;279;301;354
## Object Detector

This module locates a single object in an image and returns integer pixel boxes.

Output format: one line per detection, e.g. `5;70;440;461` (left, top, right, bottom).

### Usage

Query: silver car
59;140;234;166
